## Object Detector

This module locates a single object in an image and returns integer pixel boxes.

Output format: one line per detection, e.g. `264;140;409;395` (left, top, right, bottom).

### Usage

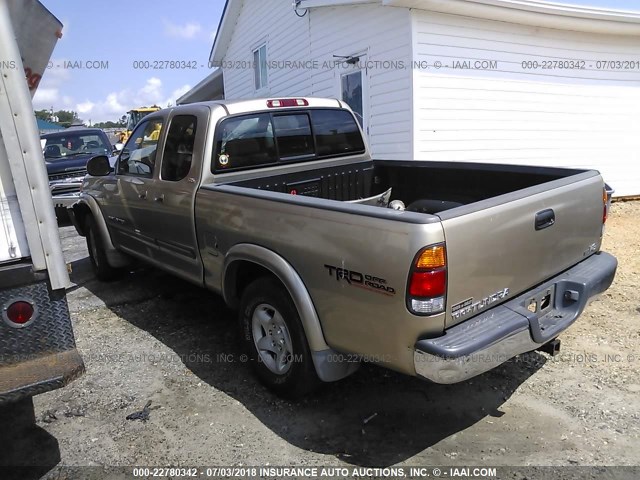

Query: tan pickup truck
69;97;617;396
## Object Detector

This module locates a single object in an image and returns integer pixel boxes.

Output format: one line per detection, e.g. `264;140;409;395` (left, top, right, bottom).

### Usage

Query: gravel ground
1;201;639;477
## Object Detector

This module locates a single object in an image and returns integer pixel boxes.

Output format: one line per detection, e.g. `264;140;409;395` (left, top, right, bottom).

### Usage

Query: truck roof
175;97;346;116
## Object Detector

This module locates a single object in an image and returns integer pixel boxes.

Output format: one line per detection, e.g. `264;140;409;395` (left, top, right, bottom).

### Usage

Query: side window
272;114;314;159
161;115;197;182
117;119;164;177
214;113;277;171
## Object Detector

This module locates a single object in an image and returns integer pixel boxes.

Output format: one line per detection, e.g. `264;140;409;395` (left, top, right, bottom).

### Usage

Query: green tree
94;120;121;128
54;110;79;126
34;109;51;121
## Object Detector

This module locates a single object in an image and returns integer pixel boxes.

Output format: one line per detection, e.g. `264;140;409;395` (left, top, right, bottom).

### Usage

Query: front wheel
85;216;122;281
239;277;319;398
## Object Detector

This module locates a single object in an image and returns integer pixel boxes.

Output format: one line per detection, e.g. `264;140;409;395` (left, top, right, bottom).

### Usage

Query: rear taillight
4;300;35;326
602;186;608;224
407;244;447;315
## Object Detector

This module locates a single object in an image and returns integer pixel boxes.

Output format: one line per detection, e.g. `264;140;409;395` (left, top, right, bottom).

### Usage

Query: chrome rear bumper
414;252;617;384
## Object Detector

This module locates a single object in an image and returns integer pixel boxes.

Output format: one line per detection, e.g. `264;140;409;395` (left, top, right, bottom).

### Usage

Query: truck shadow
0;398;61;479
73;258;546;467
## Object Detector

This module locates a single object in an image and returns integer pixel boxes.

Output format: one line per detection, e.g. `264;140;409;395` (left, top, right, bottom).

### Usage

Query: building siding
222;0;312;99
412;10;640;196
309;5;413;159
221;2;414;160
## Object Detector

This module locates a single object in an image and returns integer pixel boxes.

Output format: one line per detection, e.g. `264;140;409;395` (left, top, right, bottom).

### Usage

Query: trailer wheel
239;277;319;397
85;216;122;281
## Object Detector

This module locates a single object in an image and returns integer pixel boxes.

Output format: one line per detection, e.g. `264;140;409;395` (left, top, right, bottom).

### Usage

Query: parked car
41;127;118;216
69;97;617;397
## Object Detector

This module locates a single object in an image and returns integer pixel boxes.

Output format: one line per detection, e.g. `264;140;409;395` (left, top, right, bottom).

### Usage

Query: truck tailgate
439;171;605;328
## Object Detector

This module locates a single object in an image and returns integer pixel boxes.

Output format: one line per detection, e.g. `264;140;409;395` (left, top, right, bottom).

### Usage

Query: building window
253;44;267;90
341;71;363;127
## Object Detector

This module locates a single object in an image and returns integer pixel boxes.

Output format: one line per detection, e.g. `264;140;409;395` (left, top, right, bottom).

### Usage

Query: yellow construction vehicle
116;105;161;144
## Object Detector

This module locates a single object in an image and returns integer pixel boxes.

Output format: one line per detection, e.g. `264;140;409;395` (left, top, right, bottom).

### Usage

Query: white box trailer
0;0;83;403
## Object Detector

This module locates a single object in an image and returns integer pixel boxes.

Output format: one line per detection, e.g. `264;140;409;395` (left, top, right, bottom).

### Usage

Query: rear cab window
215;113;277;171
213;108;364;172
310;109;365;157
273;114;314;159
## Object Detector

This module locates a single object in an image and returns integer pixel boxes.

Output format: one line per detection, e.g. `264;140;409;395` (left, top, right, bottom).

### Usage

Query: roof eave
300;0;378;8
384;0;640;35
177;69;224;105
210;0;640;64
210;0;240;63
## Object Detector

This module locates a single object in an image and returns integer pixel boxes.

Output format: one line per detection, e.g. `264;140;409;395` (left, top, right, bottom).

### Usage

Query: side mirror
86;155;112;176
113;143;124;152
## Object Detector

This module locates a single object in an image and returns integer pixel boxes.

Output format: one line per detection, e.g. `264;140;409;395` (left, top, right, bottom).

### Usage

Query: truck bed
225;159;605;328
229;159;590;213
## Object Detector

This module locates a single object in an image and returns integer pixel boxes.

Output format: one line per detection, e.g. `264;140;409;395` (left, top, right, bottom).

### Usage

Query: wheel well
225;261;279;309
72;203;92;236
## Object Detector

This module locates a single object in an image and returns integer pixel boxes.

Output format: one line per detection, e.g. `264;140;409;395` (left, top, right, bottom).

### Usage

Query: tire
85;216;122;281
54;206;70;223
239;277;319;398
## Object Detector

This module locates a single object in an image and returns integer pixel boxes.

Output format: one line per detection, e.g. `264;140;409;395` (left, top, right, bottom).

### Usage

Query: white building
179;0;640;197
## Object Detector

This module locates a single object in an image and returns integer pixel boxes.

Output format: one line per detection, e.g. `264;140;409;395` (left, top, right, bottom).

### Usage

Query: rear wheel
85;216;122;281
239;277;319;397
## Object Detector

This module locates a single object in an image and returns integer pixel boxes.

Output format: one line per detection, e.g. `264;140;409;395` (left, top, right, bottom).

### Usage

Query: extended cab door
102;117;165;256
143;109;207;283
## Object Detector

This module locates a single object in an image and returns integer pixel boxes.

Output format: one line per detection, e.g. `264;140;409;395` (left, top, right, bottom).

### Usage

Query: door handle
154;194;164;203
535;209;555;230
138;191;147;200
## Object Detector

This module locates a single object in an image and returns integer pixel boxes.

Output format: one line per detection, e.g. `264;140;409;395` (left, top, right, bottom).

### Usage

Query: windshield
42;132;110;159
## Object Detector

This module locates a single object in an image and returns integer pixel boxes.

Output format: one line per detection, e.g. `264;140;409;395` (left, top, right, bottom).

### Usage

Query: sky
34;0;640;123
35;0;225;123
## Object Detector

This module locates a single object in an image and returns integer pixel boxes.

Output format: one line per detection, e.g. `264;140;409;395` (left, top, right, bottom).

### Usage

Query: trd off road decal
324;265;396;295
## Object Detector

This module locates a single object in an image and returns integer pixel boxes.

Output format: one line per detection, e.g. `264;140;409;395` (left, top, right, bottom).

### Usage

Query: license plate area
523;284;567;343
525;285;555;316
522;281;583;343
